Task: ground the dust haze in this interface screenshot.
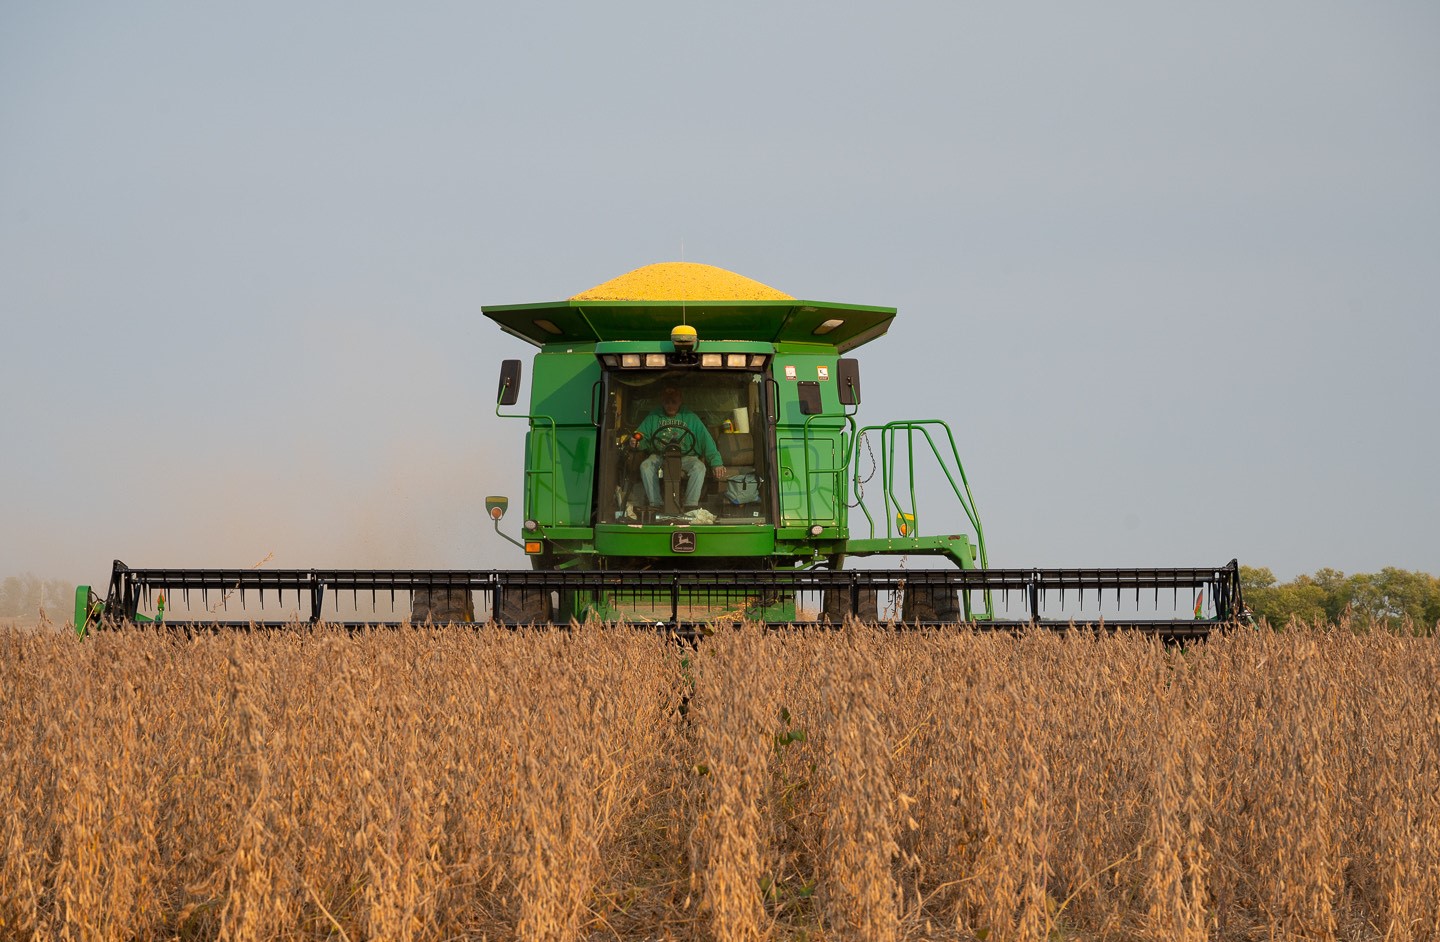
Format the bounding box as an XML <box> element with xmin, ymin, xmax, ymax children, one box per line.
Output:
<box><xmin>1</xmin><ymin>363</ymin><xmax>536</xmax><ymax>585</ymax></box>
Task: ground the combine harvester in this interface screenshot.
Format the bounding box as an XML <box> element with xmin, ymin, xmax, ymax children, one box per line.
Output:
<box><xmin>77</xmin><ymin>263</ymin><xmax>1243</xmax><ymax>639</ymax></box>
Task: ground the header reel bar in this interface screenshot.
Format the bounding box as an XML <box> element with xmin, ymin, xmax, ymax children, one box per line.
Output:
<box><xmin>99</xmin><ymin>561</ymin><xmax>481</xmax><ymax>627</ymax></box>
<box><xmin>87</xmin><ymin>560</ymin><xmax>1243</xmax><ymax>640</ymax></box>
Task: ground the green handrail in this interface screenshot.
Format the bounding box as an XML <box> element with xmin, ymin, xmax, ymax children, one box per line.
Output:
<box><xmin>800</xmin><ymin>412</ymin><xmax>857</xmax><ymax>526</ymax></box>
<box><xmin>496</xmin><ymin>400</ymin><xmax>560</xmax><ymax>527</ymax></box>
<box><xmin>850</xmin><ymin>420</ymin><xmax>988</xmax><ymax>568</ymax></box>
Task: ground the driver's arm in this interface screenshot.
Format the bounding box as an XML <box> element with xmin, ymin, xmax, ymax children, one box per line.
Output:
<box><xmin>633</xmin><ymin>412</ymin><xmax>660</xmax><ymax>450</ymax></box>
<box><xmin>689</xmin><ymin>413</ymin><xmax>725</xmax><ymax>471</ymax></box>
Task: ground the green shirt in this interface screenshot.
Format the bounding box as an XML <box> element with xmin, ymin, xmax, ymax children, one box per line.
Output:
<box><xmin>637</xmin><ymin>408</ymin><xmax>723</xmax><ymax>467</ymax></box>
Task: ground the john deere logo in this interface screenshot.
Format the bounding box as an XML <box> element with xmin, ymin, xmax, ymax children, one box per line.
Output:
<box><xmin>671</xmin><ymin>530</ymin><xmax>696</xmax><ymax>553</ymax></box>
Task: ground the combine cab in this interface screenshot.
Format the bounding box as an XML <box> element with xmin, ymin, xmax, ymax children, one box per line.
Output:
<box><xmin>77</xmin><ymin>263</ymin><xmax>1244</xmax><ymax>637</ymax></box>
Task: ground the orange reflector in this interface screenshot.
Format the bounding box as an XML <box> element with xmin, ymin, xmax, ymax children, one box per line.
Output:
<box><xmin>524</xmin><ymin>541</ymin><xmax>543</xmax><ymax>554</ymax></box>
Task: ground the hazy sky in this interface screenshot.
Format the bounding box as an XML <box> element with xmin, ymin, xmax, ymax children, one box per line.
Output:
<box><xmin>3</xmin><ymin>2</ymin><xmax>1437</xmax><ymax>585</ymax></box>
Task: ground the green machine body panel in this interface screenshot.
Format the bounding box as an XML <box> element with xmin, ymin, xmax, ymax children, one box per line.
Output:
<box><xmin>593</xmin><ymin>524</ymin><xmax>776</xmax><ymax>558</ymax></box>
<box><xmin>778</xmin><ymin>438</ymin><xmax>837</xmax><ymax>524</ymax></box>
<box><xmin>523</xmin><ymin>349</ymin><xmax>600</xmax><ymax>528</ymax></box>
<box><xmin>771</xmin><ymin>351</ymin><xmax>855</xmax><ymax>528</ymax></box>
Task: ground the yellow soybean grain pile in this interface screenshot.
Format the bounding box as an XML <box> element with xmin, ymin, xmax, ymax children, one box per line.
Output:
<box><xmin>570</xmin><ymin>261</ymin><xmax>794</xmax><ymax>302</ymax></box>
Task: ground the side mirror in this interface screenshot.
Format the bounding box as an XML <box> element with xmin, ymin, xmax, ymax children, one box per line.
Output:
<box><xmin>837</xmin><ymin>358</ymin><xmax>861</xmax><ymax>406</ymax></box>
<box><xmin>485</xmin><ymin>496</ymin><xmax>509</xmax><ymax>520</ymax></box>
<box><xmin>497</xmin><ymin>359</ymin><xmax>522</xmax><ymax>406</ymax></box>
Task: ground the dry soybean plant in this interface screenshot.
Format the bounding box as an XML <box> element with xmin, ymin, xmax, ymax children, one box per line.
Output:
<box><xmin>1</xmin><ymin>621</ymin><xmax>1438</xmax><ymax>941</ymax></box>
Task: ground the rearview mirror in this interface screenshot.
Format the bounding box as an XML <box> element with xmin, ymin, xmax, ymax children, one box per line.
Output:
<box><xmin>837</xmin><ymin>358</ymin><xmax>861</xmax><ymax>406</ymax></box>
<box><xmin>497</xmin><ymin>359</ymin><xmax>522</xmax><ymax>406</ymax></box>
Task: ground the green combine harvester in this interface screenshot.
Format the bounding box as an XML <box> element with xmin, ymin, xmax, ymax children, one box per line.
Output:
<box><xmin>77</xmin><ymin>263</ymin><xmax>1243</xmax><ymax>638</ymax></box>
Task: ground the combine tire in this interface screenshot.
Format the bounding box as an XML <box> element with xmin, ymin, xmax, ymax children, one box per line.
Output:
<box><xmin>411</xmin><ymin>588</ymin><xmax>474</xmax><ymax>624</ymax></box>
<box><xmin>490</xmin><ymin>554</ymin><xmax>560</xmax><ymax>626</ymax></box>
<box><xmin>820</xmin><ymin>556</ymin><xmax>880</xmax><ymax>624</ymax></box>
<box><xmin>496</xmin><ymin>587</ymin><xmax>553</xmax><ymax>626</ymax></box>
<box><xmin>902</xmin><ymin>584</ymin><xmax>963</xmax><ymax>624</ymax></box>
<box><xmin>821</xmin><ymin>588</ymin><xmax>880</xmax><ymax>624</ymax></box>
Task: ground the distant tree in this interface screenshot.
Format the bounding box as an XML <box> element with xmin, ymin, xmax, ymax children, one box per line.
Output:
<box><xmin>1240</xmin><ymin>565</ymin><xmax>1439</xmax><ymax>633</ymax></box>
<box><xmin>1238</xmin><ymin>566</ymin><xmax>1276</xmax><ymax>593</ymax></box>
<box><xmin>1344</xmin><ymin>568</ymin><xmax>1440</xmax><ymax>626</ymax></box>
<box><xmin>1241</xmin><ymin>566</ymin><xmax>1327</xmax><ymax>625</ymax></box>
<box><xmin>1306</xmin><ymin>568</ymin><xmax>1352</xmax><ymax>621</ymax></box>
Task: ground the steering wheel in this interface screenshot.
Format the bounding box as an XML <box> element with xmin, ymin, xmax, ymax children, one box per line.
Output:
<box><xmin>651</xmin><ymin>424</ymin><xmax>697</xmax><ymax>456</ymax></box>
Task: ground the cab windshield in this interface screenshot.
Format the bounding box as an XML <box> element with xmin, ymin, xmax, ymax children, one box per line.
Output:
<box><xmin>596</xmin><ymin>370</ymin><xmax>770</xmax><ymax>525</ymax></box>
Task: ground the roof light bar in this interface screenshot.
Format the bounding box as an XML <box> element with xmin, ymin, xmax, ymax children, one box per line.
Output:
<box><xmin>605</xmin><ymin>351</ymin><xmax>770</xmax><ymax>370</ymax></box>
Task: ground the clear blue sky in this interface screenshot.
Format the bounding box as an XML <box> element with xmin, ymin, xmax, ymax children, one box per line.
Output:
<box><xmin>3</xmin><ymin>1</ymin><xmax>1437</xmax><ymax>583</ymax></box>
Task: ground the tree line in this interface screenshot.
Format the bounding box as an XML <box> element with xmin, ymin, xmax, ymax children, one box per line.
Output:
<box><xmin>1240</xmin><ymin>566</ymin><xmax>1440</xmax><ymax>630</ymax></box>
<box><xmin>0</xmin><ymin>574</ymin><xmax>75</xmax><ymax>619</ymax></box>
